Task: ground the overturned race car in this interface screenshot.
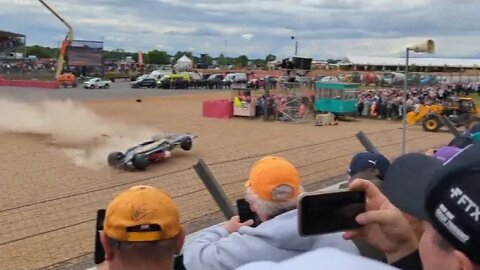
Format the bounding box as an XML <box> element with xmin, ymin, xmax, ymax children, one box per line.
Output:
<box><xmin>107</xmin><ymin>133</ymin><xmax>196</xmax><ymax>171</ymax></box>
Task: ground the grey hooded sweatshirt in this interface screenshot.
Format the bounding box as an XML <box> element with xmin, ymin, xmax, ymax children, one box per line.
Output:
<box><xmin>183</xmin><ymin>209</ymin><xmax>359</xmax><ymax>270</ymax></box>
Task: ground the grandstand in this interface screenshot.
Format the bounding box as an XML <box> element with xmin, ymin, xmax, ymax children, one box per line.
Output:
<box><xmin>0</xmin><ymin>30</ymin><xmax>26</xmax><ymax>58</ymax></box>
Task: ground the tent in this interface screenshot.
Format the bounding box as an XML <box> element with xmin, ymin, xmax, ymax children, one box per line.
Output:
<box><xmin>175</xmin><ymin>55</ymin><xmax>193</xmax><ymax>71</ymax></box>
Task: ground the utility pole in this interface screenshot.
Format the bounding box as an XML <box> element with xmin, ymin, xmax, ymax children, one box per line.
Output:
<box><xmin>402</xmin><ymin>48</ymin><xmax>410</xmax><ymax>155</ymax></box>
<box><xmin>291</xmin><ymin>35</ymin><xmax>298</xmax><ymax>56</ymax></box>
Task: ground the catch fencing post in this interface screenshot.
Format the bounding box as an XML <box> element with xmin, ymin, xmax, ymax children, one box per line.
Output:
<box><xmin>193</xmin><ymin>159</ymin><xmax>236</xmax><ymax>219</ymax></box>
<box><xmin>440</xmin><ymin>116</ymin><xmax>461</xmax><ymax>137</ymax></box>
<box><xmin>356</xmin><ymin>131</ymin><xmax>379</xmax><ymax>153</ymax></box>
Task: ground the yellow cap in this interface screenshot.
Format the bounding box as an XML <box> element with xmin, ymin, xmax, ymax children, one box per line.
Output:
<box><xmin>104</xmin><ymin>185</ymin><xmax>180</xmax><ymax>242</ymax></box>
<box><xmin>245</xmin><ymin>156</ymin><xmax>301</xmax><ymax>201</ymax></box>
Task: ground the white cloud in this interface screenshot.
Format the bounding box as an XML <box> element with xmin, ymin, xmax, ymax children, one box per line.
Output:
<box><xmin>0</xmin><ymin>0</ymin><xmax>478</xmax><ymax>59</ymax></box>
<box><xmin>241</xmin><ymin>33</ymin><xmax>254</xmax><ymax>41</ymax></box>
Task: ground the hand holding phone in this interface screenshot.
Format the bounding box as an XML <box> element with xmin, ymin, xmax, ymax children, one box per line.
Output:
<box><xmin>343</xmin><ymin>179</ymin><xmax>419</xmax><ymax>263</ymax></box>
<box><xmin>298</xmin><ymin>190</ymin><xmax>365</xmax><ymax>236</ymax></box>
<box><xmin>236</xmin><ymin>199</ymin><xmax>260</xmax><ymax>227</ymax></box>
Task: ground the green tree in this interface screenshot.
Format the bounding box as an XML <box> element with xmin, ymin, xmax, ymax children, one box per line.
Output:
<box><xmin>103</xmin><ymin>50</ymin><xmax>137</xmax><ymax>61</ymax></box>
<box><xmin>252</xmin><ymin>58</ymin><xmax>264</xmax><ymax>67</ymax></box>
<box><xmin>265</xmin><ymin>54</ymin><xmax>276</xmax><ymax>63</ymax></box>
<box><xmin>218</xmin><ymin>53</ymin><xmax>227</xmax><ymax>67</ymax></box>
<box><xmin>227</xmin><ymin>57</ymin><xmax>235</xmax><ymax>66</ymax></box>
<box><xmin>204</xmin><ymin>54</ymin><xmax>213</xmax><ymax>66</ymax></box>
<box><xmin>146</xmin><ymin>50</ymin><xmax>170</xmax><ymax>65</ymax></box>
<box><xmin>235</xmin><ymin>55</ymin><xmax>249</xmax><ymax>68</ymax></box>
<box><xmin>192</xmin><ymin>56</ymin><xmax>199</xmax><ymax>64</ymax></box>
<box><xmin>25</xmin><ymin>45</ymin><xmax>57</xmax><ymax>58</ymax></box>
<box><xmin>131</xmin><ymin>53</ymin><xmax>139</xmax><ymax>62</ymax></box>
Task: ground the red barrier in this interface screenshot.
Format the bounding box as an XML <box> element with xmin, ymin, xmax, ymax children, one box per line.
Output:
<box><xmin>202</xmin><ymin>99</ymin><xmax>233</xmax><ymax>119</ymax></box>
<box><xmin>0</xmin><ymin>78</ymin><xmax>60</xmax><ymax>89</ymax></box>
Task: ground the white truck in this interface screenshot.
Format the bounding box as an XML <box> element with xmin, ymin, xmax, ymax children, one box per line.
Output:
<box><xmin>223</xmin><ymin>73</ymin><xmax>248</xmax><ymax>83</ymax></box>
<box><xmin>83</xmin><ymin>78</ymin><xmax>112</xmax><ymax>89</ymax></box>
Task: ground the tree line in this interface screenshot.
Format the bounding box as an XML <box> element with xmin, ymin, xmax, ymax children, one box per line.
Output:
<box><xmin>18</xmin><ymin>45</ymin><xmax>277</xmax><ymax>68</ymax></box>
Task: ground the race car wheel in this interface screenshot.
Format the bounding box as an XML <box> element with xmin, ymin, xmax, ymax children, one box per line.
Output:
<box><xmin>90</xmin><ymin>85</ymin><xmax>95</xmax><ymax>89</ymax></box>
<box><xmin>132</xmin><ymin>154</ymin><xmax>150</xmax><ymax>170</ymax></box>
<box><xmin>104</xmin><ymin>84</ymin><xmax>110</xmax><ymax>89</ymax></box>
<box><xmin>180</xmin><ymin>137</ymin><xmax>193</xmax><ymax>151</ymax></box>
<box><xmin>108</xmin><ymin>151</ymin><xmax>125</xmax><ymax>168</ymax></box>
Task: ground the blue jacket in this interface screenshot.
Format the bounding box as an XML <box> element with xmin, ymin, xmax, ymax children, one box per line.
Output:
<box><xmin>236</xmin><ymin>248</ymin><xmax>398</xmax><ymax>270</ymax></box>
<box><xmin>183</xmin><ymin>210</ymin><xmax>359</xmax><ymax>270</ymax></box>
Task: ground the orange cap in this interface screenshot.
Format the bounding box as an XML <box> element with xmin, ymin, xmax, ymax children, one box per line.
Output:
<box><xmin>104</xmin><ymin>185</ymin><xmax>180</xmax><ymax>242</ymax></box>
<box><xmin>245</xmin><ymin>156</ymin><xmax>301</xmax><ymax>201</ymax></box>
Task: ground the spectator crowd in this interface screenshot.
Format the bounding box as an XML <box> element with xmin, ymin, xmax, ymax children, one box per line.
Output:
<box><xmin>93</xmin><ymin>121</ymin><xmax>480</xmax><ymax>270</ymax></box>
<box><xmin>0</xmin><ymin>59</ymin><xmax>56</xmax><ymax>74</ymax></box>
<box><xmin>0</xmin><ymin>58</ymin><xmax>142</xmax><ymax>76</ymax></box>
<box><xmin>357</xmin><ymin>83</ymin><xmax>480</xmax><ymax>119</ymax></box>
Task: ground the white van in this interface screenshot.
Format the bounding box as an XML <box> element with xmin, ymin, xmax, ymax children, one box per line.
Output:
<box><xmin>183</xmin><ymin>72</ymin><xmax>202</xmax><ymax>80</ymax></box>
<box><xmin>149</xmin><ymin>70</ymin><xmax>172</xmax><ymax>80</ymax></box>
<box><xmin>223</xmin><ymin>73</ymin><xmax>247</xmax><ymax>83</ymax></box>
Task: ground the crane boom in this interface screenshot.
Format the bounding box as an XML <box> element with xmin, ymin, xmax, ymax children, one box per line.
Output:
<box><xmin>38</xmin><ymin>0</ymin><xmax>74</xmax><ymax>79</ymax></box>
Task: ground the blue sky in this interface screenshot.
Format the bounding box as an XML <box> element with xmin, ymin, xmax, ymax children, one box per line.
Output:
<box><xmin>2</xmin><ymin>0</ymin><xmax>479</xmax><ymax>59</ymax></box>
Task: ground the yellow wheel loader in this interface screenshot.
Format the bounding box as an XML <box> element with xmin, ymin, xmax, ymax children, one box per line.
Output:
<box><xmin>406</xmin><ymin>97</ymin><xmax>479</xmax><ymax>132</ymax></box>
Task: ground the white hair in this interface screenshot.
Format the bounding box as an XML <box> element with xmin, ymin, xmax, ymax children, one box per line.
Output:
<box><xmin>246</xmin><ymin>185</ymin><xmax>304</xmax><ymax>221</ymax></box>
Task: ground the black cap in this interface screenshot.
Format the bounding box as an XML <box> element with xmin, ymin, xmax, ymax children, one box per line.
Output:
<box><xmin>348</xmin><ymin>152</ymin><xmax>391</xmax><ymax>180</ymax></box>
<box><xmin>383</xmin><ymin>144</ymin><xmax>480</xmax><ymax>263</ymax></box>
<box><xmin>383</xmin><ymin>154</ymin><xmax>442</xmax><ymax>219</ymax></box>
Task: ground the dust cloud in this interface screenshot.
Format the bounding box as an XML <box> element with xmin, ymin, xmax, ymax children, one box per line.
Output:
<box><xmin>0</xmin><ymin>98</ymin><xmax>161</xmax><ymax>170</ymax></box>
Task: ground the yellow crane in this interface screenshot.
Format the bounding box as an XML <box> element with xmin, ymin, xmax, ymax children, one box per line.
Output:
<box><xmin>38</xmin><ymin>0</ymin><xmax>76</xmax><ymax>87</ymax></box>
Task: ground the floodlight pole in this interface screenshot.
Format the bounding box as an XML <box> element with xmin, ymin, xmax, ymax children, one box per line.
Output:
<box><xmin>291</xmin><ymin>35</ymin><xmax>298</xmax><ymax>56</ymax></box>
<box><xmin>402</xmin><ymin>48</ymin><xmax>410</xmax><ymax>155</ymax></box>
<box><xmin>401</xmin><ymin>39</ymin><xmax>435</xmax><ymax>154</ymax></box>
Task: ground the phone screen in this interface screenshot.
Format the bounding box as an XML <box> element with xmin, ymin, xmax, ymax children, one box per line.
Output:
<box><xmin>298</xmin><ymin>190</ymin><xmax>365</xmax><ymax>236</ymax></box>
<box><xmin>94</xmin><ymin>209</ymin><xmax>106</xmax><ymax>264</ymax></box>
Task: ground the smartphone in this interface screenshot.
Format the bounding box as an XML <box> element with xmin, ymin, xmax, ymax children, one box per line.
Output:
<box><xmin>236</xmin><ymin>199</ymin><xmax>260</xmax><ymax>227</ymax></box>
<box><xmin>298</xmin><ymin>190</ymin><xmax>365</xmax><ymax>236</ymax></box>
<box><xmin>94</xmin><ymin>209</ymin><xmax>106</xmax><ymax>264</ymax></box>
<box><xmin>173</xmin><ymin>254</ymin><xmax>187</xmax><ymax>270</ymax></box>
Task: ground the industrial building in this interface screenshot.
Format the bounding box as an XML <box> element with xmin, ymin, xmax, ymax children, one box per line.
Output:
<box><xmin>339</xmin><ymin>56</ymin><xmax>480</xmax><ymax>72</ymax></box>
<box><xmin>0</xmin><ymin>30</ymin><xmax>25</xmax><ymax>58</ymax></box>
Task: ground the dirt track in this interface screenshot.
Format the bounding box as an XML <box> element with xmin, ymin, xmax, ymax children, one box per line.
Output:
<box><xmin>0</xmin><ymin>88</ymin><xmax>453</xmax><ymax>270</ymax></box>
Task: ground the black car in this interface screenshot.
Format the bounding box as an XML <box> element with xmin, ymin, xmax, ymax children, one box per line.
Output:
<box><xmin>130</xmin><ymin>78</ymin><xmax>157</xmax><ymax>88</ymax></box>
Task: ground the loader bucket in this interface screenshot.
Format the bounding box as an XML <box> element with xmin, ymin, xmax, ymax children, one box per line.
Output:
<box><xmin>406</xmin><ymin>105</ymin><xmax>431</xmax><ymax>125</ymax></box>
<box><xmin>406</xmin><ymin>112</ymin><xmax>419</xmax><ymax>125</ymax></box>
